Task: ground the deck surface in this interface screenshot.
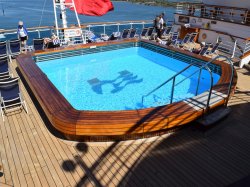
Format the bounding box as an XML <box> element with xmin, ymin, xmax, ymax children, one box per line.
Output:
<box><xmin>0</xmin><ymin>60</ymin><xmax>250</xmax><ymax>187</ymax></box>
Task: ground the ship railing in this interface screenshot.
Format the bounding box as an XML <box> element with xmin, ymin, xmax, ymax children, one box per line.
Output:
<box><xmin>53</xmin><ymin>20</ymin><xmax>154</xmax><ymax>45</ymax></box>
<box><xmin>141</xmin><ymin>61</ymin><xmax>214</xmax><ymax>111</ymax></box>
<box><xmin>176</xmin><ymin>3</ymin><xmax>249</xmax><ymax>25</ymax></box>
<box><xmin>0</xmin><ymin>20</ymin><xmax>155</xmax><ymax>47</ymax></box>
<box><xmin>217</xmin><ymin>40</ymin><xmax>242</xmax><ymax>59</ymax></box>
<box><xmin>243</xmin><ymin>40</ymin><xmax>250</xmax><ymax>55</ymax></box>
<box><xmin>0</xmin><ymin>26</ymin><xmax>53</xmax><ymax>46</ymax></box>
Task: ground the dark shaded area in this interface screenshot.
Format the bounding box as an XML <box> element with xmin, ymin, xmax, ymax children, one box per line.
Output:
<box><xmin>76</xmin><ymin>142</ymin><xmax>88</xmax><ymax>153</ymax></box>
<box><xmin>0</xmin><ymin>172</ymin><xmax>3</xmax><ymax>177</ymax></box>
<box><xmin>62</xmin><ymin>160</ymin><xmax>76</xmax><ymax>172</ymax></box>
<box><xmin>228</xmin><ymin>175</ymin><xmax>250</xmax><ymax>187</ymax></box>
<box><xmin>118</xmin><ymin>91</ymin><xmax>250</xmax><ymax>186</ymax></box>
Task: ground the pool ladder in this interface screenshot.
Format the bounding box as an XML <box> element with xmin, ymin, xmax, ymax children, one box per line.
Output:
<box><xmin>141</xmin><ymin>55</ymin><xmax>234</xmax><ymax>111</ymax></box>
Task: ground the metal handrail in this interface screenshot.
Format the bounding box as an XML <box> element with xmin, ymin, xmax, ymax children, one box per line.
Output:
<box><xmin>141</xmin><ymin>63</ymin><xmax>196</xmax><ymax>104</ymax></box>
<box><xmin>206</xmin><ymin>55</ymin><xmax>234</xmax><ymax>107</ymax></box>
<box><xmin>141</xmin><ymin>54</ymin><xmax>235</xmax><ymax>111</ymax></box>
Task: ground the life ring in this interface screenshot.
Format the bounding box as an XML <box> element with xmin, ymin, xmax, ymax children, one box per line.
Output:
<box><xmin>202</xmin><ymin>33</ymin><xmax>207</xmax><ymax>39</ymax></box>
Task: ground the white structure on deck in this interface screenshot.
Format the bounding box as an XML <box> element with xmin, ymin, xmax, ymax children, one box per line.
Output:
<box><xmin>174</xmin><ymin>0</ymin><xmax>250</xmax><ymax>68</ymax></box>
<box><xmin>53</xmin><ymin>0</ymin><xmax>85</xmax><ymax>44</ymax></box>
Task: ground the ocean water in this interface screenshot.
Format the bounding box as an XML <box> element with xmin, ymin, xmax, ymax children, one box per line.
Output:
<box><xmin>0</xmin><ymin>1</ymin><xmax>199</xmax><ymax>29</ymax></box>
<box><xmin>37</xmin><ymin>47</ymin><xmax>219</xmax><ymax>111</ymax></box>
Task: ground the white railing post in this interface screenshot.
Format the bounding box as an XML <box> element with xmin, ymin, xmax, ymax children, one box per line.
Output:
<box><xmin>231</xmin><ymin>40</ymin><xmax>237</xmax><ymax>58</ymax></box>
<box><xmin>37</xmin><ymin>29</ymin><xmax>41</xmax><ymax>38</ymax></box>
<box><xmin>103</xmin><ymin>24</ymin><xmax>106</xmax><ymax>35</ymax></box>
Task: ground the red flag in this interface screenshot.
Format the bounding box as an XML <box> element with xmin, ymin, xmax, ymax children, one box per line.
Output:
<box><xmin>65</xmin><ymin>0</ymin><xmax>114</xmax><ymax>16</ymax></box>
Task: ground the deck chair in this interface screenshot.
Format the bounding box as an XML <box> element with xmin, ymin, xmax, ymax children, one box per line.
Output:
<box><xmin>140</xmin><ymin>27</ymin><xmax>149</xmax><ymax>38</ymax></box>
<box><xmin>170</xmin><ymin>32</ymin><xmax>179</xmax><ymax>46</ymax></box>
<box><xmin>146</xmin><ymin>27</ymin><xmax>154</xmax><ymax>39</ymax></box>
<box><xmin>184</xmin><ymin>32</ymin><xmax>198</xmax><ymax>49</ymax></box>
<box><xmin>8</xmin><ymin>39</ymin><xmax>21</xmax><ymax>63</ymax></box>
<box><xmin>188</xmin><ymin>32</ymin><xmax>198</xmax><ymax>44</ymax></box>
<box><xmin>129</xmin><ymin>28</ymin><xmax>137</xmax><ymax>38</ymax></box>
<box><xmin>178</xmin><ymin>33</ymin><xmax>191</xmax><ymax>45</ymax></box>
<box><xmin>85</xmin><ymin>30</ymin><xmax>101</xmax><ymax>43</ymax></box>
<box><xmin>206</xmin><ymin>42</ymin><xmax>221</xmax><ymax>55</ymax></box>
<box><xmin>0</xmin><ymin>77</ymin><xmax>28</xmax><ymax>121</ymax></box>
<box><xmin>0</xmin><ymin>56</ymin><xmax>11</xmax><ymax>79</ymax></box>
<box><xmin>33</xmin><ymin>38</ymin><xmax>44</xmax><ymax>51</ymax></box>
<box><xmin>109</xmin><ymin>32</ymin><xmax>121</xmax><ymax>40</ymax></box>
<box><xmin>165</xmin><ymin>26</ymin><xmax>172</xmax><ymax>35</ymax></box>
<box><xmin>0</xmin><ymin>41</ymin><xmax>7</xmax><ymax>57</ymax></box>
<box><xmin>121</xmin><ymin>29</ymin><xmax>130</xmax><ymax>39</ymax></box>
<box><xmin>199</xmin><ymin>44</ymin><xmax>210</xmax><ymax>55</ymax></box>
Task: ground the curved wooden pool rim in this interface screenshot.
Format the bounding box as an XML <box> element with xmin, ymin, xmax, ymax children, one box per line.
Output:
<box><xmin>16</xmin><ymin>39</ymin><xmax>237</xmax><ymax>141</ymax></box>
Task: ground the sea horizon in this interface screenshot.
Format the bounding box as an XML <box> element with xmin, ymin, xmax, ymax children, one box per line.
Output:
<box><xmin>0</xmin><ymin>1</ymin><xmax>199</xmax><ymax>30</ymax></box>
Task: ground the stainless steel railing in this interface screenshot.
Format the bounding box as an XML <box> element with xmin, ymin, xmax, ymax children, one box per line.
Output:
<box><xmin>141</xmin><ymin>61</ymin><xmax>213</xmax><ymax>111</ymax></box>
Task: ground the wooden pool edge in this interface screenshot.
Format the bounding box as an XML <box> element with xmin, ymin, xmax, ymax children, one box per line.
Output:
<box><xmin>16</xmin><ymin>39</ymin><xmax>238</xmax><ymax>142</ymax></box>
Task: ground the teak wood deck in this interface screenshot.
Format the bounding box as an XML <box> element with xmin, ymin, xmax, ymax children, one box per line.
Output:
<box><xmin>16</xmin><ymin>39</ymin><xmax>237</xmax><ymax>141</ymax></box>
<box><xmin>0</xmin><ymin>57</ymin><xmax>250</xmax><ymax>186</ymax></box>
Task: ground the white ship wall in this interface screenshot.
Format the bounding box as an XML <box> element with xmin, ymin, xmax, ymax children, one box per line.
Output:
<box><xmin>174</xmin><ymin>15</ymin><xmax>250</xmax><ymax>42</ymax></box>
<box><xmin>202</xmin><ymin>0</ymin><xmax>250</xmax><ymax>9</ymax></box>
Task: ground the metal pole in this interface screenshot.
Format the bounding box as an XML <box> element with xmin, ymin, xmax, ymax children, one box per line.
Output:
<box><xmin>204</xmin><ymin>66</ymin><xmax>213</xmax><ymax>111</ymax></box>
<box><xmin>53</xmin><ymin>0</ymin><xmax>59</xmax><ymax>36</ymax></box>
<box><xmin>231</xmin><ymin>40</ymin><xmax>237</xmax><ymax>58</ymax></box>
<box><xmin>195</xmin><ymin>68</ymin><xmax>202</xmax><ymax>96</ymax></box>
<box><xmin>59</xmin><ymin>0</ymin><xmax>68</xmax><ymax>29</ymax></box>
<box><xmin>170</xmin><ymin>77</ymin><xmax>175</xmax><ymax>104</ymax></box>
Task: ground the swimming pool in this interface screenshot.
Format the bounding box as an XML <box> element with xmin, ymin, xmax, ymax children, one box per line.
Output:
<box><xmin>37</xmin><ymin>47</ymin><xmax>220</xmax><ymax>111</ymax></box>
<box><xmin>17</xmin><ymin>39</ymin><xmax>236</xmax><ymax>141</ymax></box>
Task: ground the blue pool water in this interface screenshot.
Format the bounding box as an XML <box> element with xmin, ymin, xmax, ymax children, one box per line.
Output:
<box><xmin>37</xmin><ymin>47</ymin><xmax>220</xmax><ymax>111</ymax></box>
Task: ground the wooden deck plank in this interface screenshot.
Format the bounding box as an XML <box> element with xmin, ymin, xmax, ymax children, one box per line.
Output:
<box><xmin>5</xmin><ymin>116</ymin><xmax>27</xmax><ymax>187</ymax></box>
<box><xmin>0</xmin><ymin>138</ymin><xmax>6</xmax><ymax>185</ymax></box>
<box><xmin>60</xmin><ymin>142</ymin><xmax>96</xmax><ymax>186</ymax></box>
<box><xmin>10</xmin><ymin>115</ymin><xmax>29</xmax><ymax>175</ymax></box>
<box><xmin>25</xmin><ymin>173</ymin><xmax>34</xmax><ymax>187</ymax></box>
<box><xmin>1</xmin><ymin>123</ymin><xmax>21</xmax><ymax>187</ymax></box>
<box><xmin>91</xmin><ymin>147</ymin><xmax>119</xmax><ymax>187</ymax></box>
<box><xmin>41</xmin><ymin>166</ymin><xmax>56</xmax><ymax>187</ymax></box>
<box><xmin>104</xmin><ymin>144</ymin><xmax>146</xmax><ymax>187</ymax></box>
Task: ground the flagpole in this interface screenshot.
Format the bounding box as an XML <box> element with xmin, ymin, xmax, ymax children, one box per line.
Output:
<box><xmin>53</xmin><ymin>0</ymin><xmax>59</xmax><ymax>36</ymax></box>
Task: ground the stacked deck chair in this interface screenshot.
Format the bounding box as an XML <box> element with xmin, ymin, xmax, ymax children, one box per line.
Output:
<box><xmin>206</xmin><ymin>42</ymin><xmax>221</xmax><ymax>56</ymax></box>
<box><xmin>187</xmin><ymin>32</ymin><xmax>198</xmax><ymax>48</ymax></box>
<box><xmin>146</xmin><ymin>27</ymin><xmax>154</xmax><ymax>39</ymax></box>
<box><xmin>199</xmin><ymin>43</ymin><xmax>210</xmax><ymax>55</ymax></box>
<box><xmin>0</xmin><ymin>41</ymin><xmax>7</xmax><ymax>57</ymax></box>
<box><xmin>85</xmin><ymin>30</ymin><xmax>102</xmax><ymax>43</ymax></box>
<box><xmin>140</xmin><ymin>27</ymin><xmax>149</xmax><ymax>39</ymax></box>
<box><xmin>33</xmin><ymin>38</ymin><xmax>44</xmax><ymax>51</ymax></box>
<box><xmin>161</xmin><ymin>26</ymin><xmax>172</xmax><ymax>40</ymax></box>
<box><xmin>121</xmin><ymin>29</ymin><xmax>130</xmax><ymax>39</ymax></box>
<box><xmin>129</xmin><ymin>28</ymin><xmax>137</xmax><ymax>38</ymax></box>
<box><xmin>0</xmin><ymin>56</ymin><xmax>12</xmax><ymax>81</ymax></box>
<box><xmin>8</xmin><ymin>39</ymin><xmax>21</xmax><ymax>63</ymax></box>
<box><xmin>170</xmin><ymin>32</ymin><xmax>179</xmax><ymax>46</ymax></box>
<box><xmin>177</xmin><ymin>33</ymin><xmax>191</xmax><ymax>46</ymax></box>
<box><xmin>109</xmin><ymin>32</ymin><xmax>121</xmax><ymax>40</ymax></box>
<box><xmin>0</xmin><ymin>77</ymin><xmax>28</xmax><ymax>121</ymax></box>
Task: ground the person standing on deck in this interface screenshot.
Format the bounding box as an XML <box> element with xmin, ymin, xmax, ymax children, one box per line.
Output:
<box><xmin>17</xmin><ymin>21</ymin><xmax>28</xmax><ymax>50</ymax></box>
<box><xmin>161</xmin><ymin>12</ymin><xmax>166</xmax><ymax>27</ymax></box>
<box><xmin>156</xmin><ymin>14</ymin><xmax>164</xmax><ymax>39</ymax></box>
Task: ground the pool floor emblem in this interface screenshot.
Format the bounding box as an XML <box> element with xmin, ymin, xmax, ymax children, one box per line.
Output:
<box><xmin>119</xmin><ymin>70</ymin><xmax>132</xmax><ymax>77</ymax></box>
<box><xmin>87</xmin><ymin>78</ymin><xmax>100</xmax><ymax>86</ymax></box>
